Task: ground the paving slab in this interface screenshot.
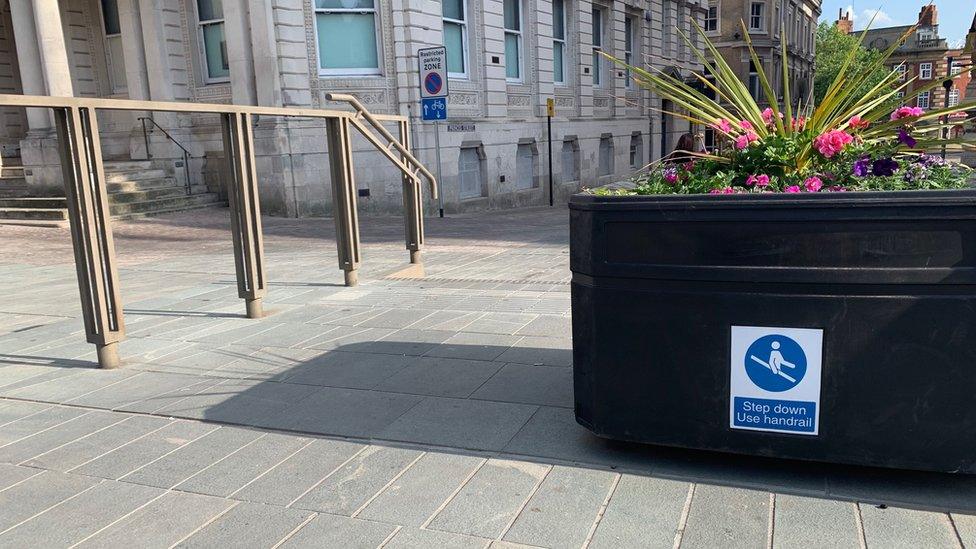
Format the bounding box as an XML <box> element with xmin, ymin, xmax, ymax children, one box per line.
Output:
<box><xmin>681</xmin><ymin>484</ymin><xmax>769</xmax><ymax>549</ymax></box>
<box><xmin>772</xmin><ymin>494</ymin><xmax>860</xmax><ymax>549</ymax></box>
<box><xmin>0</xmin><ymin>405</ymin><xmax>88</xmax><ymax>447</ymax></box>
<box><xmin>495</xmin><ymin>336</ymin><xmax>573</xmax><ymax>367</ymax></box>
<box><xmin>471</xmin><ymin>363</ymin><xmax>573</xmax><ymax>407</ymax></box>
<box><xmin>0</xmin><ymin>368</ymin><xmax>139</xmax><ymax>402</ymax></box>
<box><xmin>374</xmin><ymin>357</ymin><xmax>504</xmax><ymax>398</ymax></box>
<box><xmin>424</xmin><ymin>332</ymin><xmax>520</xmax><ymax>361</ymax></box>
<box><xmin>380</xmin><ymin>396</ymin><xmax>537</xmax><ymax>451</ymax></box>
<box><xmin>0</xmin><ymin>400</ymin><xmax>50</xmax><ymax>426</ymax></box>
<box><xmin>429</xmin><ymin>459</ymin><xmax>549</xmax><ymax>539</ymax></box>
<box><xmin>76</xmin><ymin>486</ymin><xmax>237</xmax><ymax>549</ymax></box>
<box><xmin>384</xmin><ymin>527</ymin><xmax>491</xmax><ymax>549</ymax></box>
<box><xmin>588</xmin><ymin>474</ymin><xmax>689</xmax><ymax>549</ymax></box>
<box><xmin>71</xmin><ymin>420</ymin><xmax>216</xmax><ymax>480</ymax></box>
<box><xmin>292</xmin><ymin>444</ymin><xmax>423</xmax><ymax>515</ymax></box>
<box><xmin>859</xmin><ymin>504</ymin><xmax>959</xmax><ymax>548</ymax></box>
<box><xmin>177</xmin><ymin>501</ymin><xmax>314</xmax><ymax>547</ymax></box>
<box><xmin>279</xmin><ymin>351</ymin><xmax>418</xmax><ymax>389</ymax></box>
<box><xmin>0</xmin><ymin>410</ymin><xmax>126</xmax><ymax>464</ymax></box>
<box><xmin>358</xmin><ymin>452</ymin><xmax>484</xmax><ymax>527</ymax></box>
<box><xmin>952</xmin><ymin>513</ymin><xmax>976</xmax><ymax>547</ymax></box>
<box><xmin>0</xmin><ymin>463</ymin><xmax>41</xmax><ymax>491</ymax></box>
<box><xmin>279</xmin><ymin>513</ymin><xmax>397</xmax><ymax>548</ymax></box>
<box><xmin>175</xmin><ymin>432</ymin><xmax>310</xmax><ymax>497</ymax></box>
<box><xmin>67</xmin><ymin>371</ymin><xmax>207</xmax><ymax>410</ymax></box>
<box><xmin>0</xmin><ymin>470</ymin><xmax>100</xmax><ymax>531</ymax></box>
<box><xmin>270</xmin><ymin>386</ymin><xmax>424</xmax><ymax>438</ymax></box>
<box><xmin>232</xmin><ymin>438</ymin><xmax>365</xmax><ymax>506</ymax></box>
<box><xmin>0</xmin><ymin>479</ymin><xmax>163</xmax><ymax>547</ymax></box>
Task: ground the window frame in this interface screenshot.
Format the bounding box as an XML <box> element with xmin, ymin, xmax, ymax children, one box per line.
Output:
<box><xmin>624</xmin><ymin>15</ymin><xmax>634</xmax><ymax>90</ymax></box>
<box><xmin>515</xmin><ymin>141</ymin><xmax>538</xmax><ymax>190</ymax></box>
<box><xmin>458</xmin><ymin>145</ymin><xmax>486</xmax><ymax>200</ymax></box>
<box><xmin>629</xmin><ymin>132</ymin><xmax>643</xmax><ymax>168</ymax></box>
<box><xmin>748</xmin><ymin>60</ymin><xmax>761</xmax><ymax>101</ymax></box>
<box><xmin>895</xmin><ymin>63</ymin><xmax>907</xmax><ymax>81</ymax></box>
<box><xmin>917</xmin><ymin>90</ymin><xmax>931</xmax><ymax>109</ymax></box>
<box><xmin>948</xmin><ymin>88</ymin><xmax>960</xmax><ymax>107</ymax></box>
<box><xmin>552</xmin><ymin>0</ymin><xmax>566</xmax><ymax>85</ymax></box>
<box><xmin>591</xmin><ymin>6</ymin><xmax>604</xmax><ymax>88</ymax></box>
<box><xmin>442</xmin><ymin>0</ymin><xmax>469</xmax><ymax>79</ymax></box>
<box><xmin>313</xmin><ymin>0</ymin><xmax>383</xmax><ymax>77</ymax></box>
<box><xmin>919</xmin><ymin>62</ymin><xmax>933</xmax><ymax>80</ymax></box>
<box><xmin>503</xmin><ymin>0</ymin><xmax>524</xmax><ymax>83</ymax></box>
<box><xmin>748</xmin><ymin>2</ymin><xmax>765</xmax><ymax>33</ymax></box>
<box><xmin>950</xmin><ymin>60</ymin><xmax>962</xmax><ymax>76</ymax></box>
<box><xmin>98</xmin><ymin>0</ymin><xmax>127</xmax><ymax>94</ymax></box>
<box><xmin>195</xmin><ymin>0</ymin><xmax>230</xmax><ymax>84</ymax></box>
<box><xmin>704</xmin><ymin>4</ymin><xmax>719</xmax><ymax>33</ymax></box>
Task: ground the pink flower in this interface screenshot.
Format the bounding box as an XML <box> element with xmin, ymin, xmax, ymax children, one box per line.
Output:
<box><xmin>713</xmin><ymin>119</ymin><xmax>733</xmax><ymax>133</ymax></box>
<box><xmin>784</xmin><ymin>185</ymin><xmax>801</xmax><ymax>193</ymax></box>
<box><xmin>735</xmin><ymin>131</ymin><xmax>760</xmax><ymax>150</ymax></box>
<box><xmin>756</xmin><ymin>174</ymin><xmax>770</xmax><ymax>187</ymax></box>
<box><xmin>791</xmin><ymin>117</ymin><xmax>806</xmax><ymax>131</ymax></box>
<box><xmin>761</xmin><ymin>108</ymin><xmax>783</xmax><ymax>126</ymax></box>
<box><xmin>709</xmin><ymin>187</ymin><xmax>736</xmax><ymax>195</ymax></box>
<box><xmin>739</xmin><ymin>120</ymin><xmax>754</xmax><ymax>131</ymax></box>
<box><xmin>813</xmin><ymin>129</ymin><xmax>854</xmax><ymax>158</ymax></box>
<box><xmin>848</xmin><ymin>115</ymin><xmax>870</xmax><ymax>130</ymax></box>
<box><xmin>663</xmin><ymin>167</ymin><xmax>679</xmax><ymax>184</ymax></box>
<box><xmin>890</xmin><ymin>106</ymin><xmax>925</xmax><ymax>121</ymax></box>
<box><xmin>804</xmin><ymin>176</ymin><xmax>823</xmax><ymax>192</ymax></box>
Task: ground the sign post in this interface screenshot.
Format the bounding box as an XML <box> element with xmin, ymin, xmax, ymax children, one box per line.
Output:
<box><xmin>418</xmin><ymin>46</ymin><xmax>448</xmax><ymax>217</ymax></box>
<box><xmin>546</xmin><ymin>98</ymin><xmax>555</xmax><ymax>207</ymax></box>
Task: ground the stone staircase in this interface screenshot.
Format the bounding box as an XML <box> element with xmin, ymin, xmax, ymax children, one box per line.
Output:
<box><xmin>0</xmin><ymin>160</ymin><xmax>225</xmax><ymax>227</ymax></box>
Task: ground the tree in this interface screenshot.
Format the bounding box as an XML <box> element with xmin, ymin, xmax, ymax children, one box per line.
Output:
<box><xmin>814</xmin><ymin>22</ymin><xmax>891</xmax><ymax>106</ymax></box>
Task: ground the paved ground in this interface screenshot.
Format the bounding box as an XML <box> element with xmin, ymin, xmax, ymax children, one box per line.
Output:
<box><xmin>2</xmin><ymin>206</ymin><xmax>976</xmax><ymax>548</ymax></box>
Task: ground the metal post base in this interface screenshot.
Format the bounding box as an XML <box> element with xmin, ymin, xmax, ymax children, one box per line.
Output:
<box><xmin>344</xmin><ymin>270</ymin><xmax>359</xmax><ymax>287</ymax></box>
<box><xmin>246</xmin><ymin>298</ymin><xmax>264</xmax><ymax>319</ymax></box>
<box><xmin>410</xmin><ymin>250</ymin><xmax>422</xmax><ymax>265</ymax></box>
<box><xmin>96</xmin><ymin>342</ymin><xmax>121</xmax><ymax>369</ymax></box>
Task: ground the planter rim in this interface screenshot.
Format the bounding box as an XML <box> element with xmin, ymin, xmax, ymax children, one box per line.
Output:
<box><xmin>570</xmin><ymin>188</ymin><xmax>976</xmax><ymax>210</ymax></box>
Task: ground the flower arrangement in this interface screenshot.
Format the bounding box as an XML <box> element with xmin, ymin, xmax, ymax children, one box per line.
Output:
<box><xmin>597</xmin><ymin>19</ymin><xmax>975</xmax><ymax>196</ymax></box>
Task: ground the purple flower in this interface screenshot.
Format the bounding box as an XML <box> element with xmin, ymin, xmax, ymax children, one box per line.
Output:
<box><xmin>663</xmin><ymin>167</ymin><xmax>679</xmax><ymax>184</ymax></box>
<box><xmin>897</xmin><ymin>128</ymin><xmax>917</xmax><ymax>148</ymax></box>
<box><xmin>853</xmin><ymin>156</ymin><xmax>871</xmax><ymax>177</ymax></box>
<box><xmin>872</xmin><ymin>158</ymin><xmax>899</xmax><ymax>177</ymax></box>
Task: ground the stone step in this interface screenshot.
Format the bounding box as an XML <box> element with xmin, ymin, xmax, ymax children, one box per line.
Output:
<box><xmin>104</xmin><ymin>169</ymin><xmax>170</xmax><ymax>184</ymax></box>
<box><xmin>0</xmin><ymin>207</ymin><xmax>69</xmax><ymax>221</ymax></box>
<box><xmin>109</xmin><ymin>192</ymin><xmax>224</xmax><ymax>218</ymax></box>
<box><xmin>0</xmin><ymin>197</ymin><xmax>67</xmax><ymax>209</ymax></box>
<box><xmin>103</xmin><ymin>160</ymin><xmax>153</xmax><ymax>172</ymax></box>
<box><xmin>108</xmin><ymin>186</ymin><xmax>208</xmax><ymax>204</ymax></box>
<box><xmin>107</xmin><ymin>176</ymin><xmax>181</xmax><ymax>194</ymax></box>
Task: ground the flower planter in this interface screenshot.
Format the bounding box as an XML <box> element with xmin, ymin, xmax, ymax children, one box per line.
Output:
<box><xmin>570</xmin><ymin>190</ymin><xmax>976</xmax><ymax>473</ymax></box>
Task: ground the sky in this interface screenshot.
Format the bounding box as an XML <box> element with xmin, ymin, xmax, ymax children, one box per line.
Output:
<box><xmin>818</xmin><ymin>1</ymin><xmax>974</xmax><ymax>49</ymax></box>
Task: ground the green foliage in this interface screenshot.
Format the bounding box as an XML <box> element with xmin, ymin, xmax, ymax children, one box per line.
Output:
<box><xmin>814</xmin><ymin>22</ymin><xmax>890</xmax><ymax>107</ymax></box>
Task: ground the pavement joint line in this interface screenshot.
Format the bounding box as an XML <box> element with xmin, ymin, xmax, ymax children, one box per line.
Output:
<box><xmin>0</xmin><ymin>409</ymin><xmax>94</xmax><ymax>450</ymax></box>
<box><xmin>109</xmin><ymin>375</ymin><xmax>224</xmax><ymax>412</ymax></box>
<box><xmin>0</xmin><ymin>465</ymin><xmax>45</xmax><ymax>495</ymax></box>
<box><xmin>270</xmin><ymin>510</ymin><xmax>319</xmax><ymax>549</ymax></box>
<box><xmin>419</xmin><ymin>457</ymin><xmax>489</xmax><ymax>530</ymax></box>
<box><xmin>854</xmin><ymin>502</ymin><xmax>868</xmax><ymax>549</ymax></box>
<box><xmin>497</xmin><ymin>463</ymin><xmax>554</xmax><ymax>542</ymax></box>
<box><xmin>350</xmin><ymin>451</ymin><xmax>428</xmax><ymax>519</ymax></box>
<box><xmin>581</xmin><ymin>472</ymin><xmax>622</xmax><ymax>549</ymax></box>
<box><xmin>285</xmin><ymin>444</ymin><xmax>371</xmax><ymax>509</ymax></box>
<box><xmin>0</xmin><ymin>402</ymin><xmax>53</xmax><ymax>429</ymax></box>
<box><xmin>672</xmin><ymin>482</ymin><xmax>697</xmax><ymax>549</ymax></box>
<box><xmin>116</xmin><ymin>424</ymin><xmax>223</xmax><ymax>483</ymax></box>
<box><xmin>767</xmin><ymin>492</ymin><xmax>776</xmax><ymax>549</ymax></box>
<box><xmin>61</xmin><ymin>371</ymin><xmax>151</xmax><ymax>405</ymax></box>
<box><xmin>376</xmin><ymin>524</ymin><xmax>403</xmax><ymax>548</ymax></box>
<box><xmin>16</xmin><ymin>414</ymin><xmax>134</xmax><ymax>467</ymax></box>
<box><xmin>67</xmin><ymin>487</ymin><xmax>171</xmax><ymax>548</ymax></box>
<box><xmin>0</xmin><ymin>476</ymin><xmax>105</xmax><ymax>537</ymax></box>
<box><xmin>167</xmin><ymin>498</ymin><xmax>242</xmax><ymax>548</ymax></box>
<box><xmin>948</xmin><ymin>513</ymin><xmax>967</xmax><ymax>549</ymax></box>
<box><xmin>64</xmin><ymin>418</ymin><xmax>177</xmax><ymax>474</ymax></box>
<box><xmin>171</xmin><ymin>432</ymin><xmax>271</xmax><ymax>490</ymax></box>
<box><xmin>227</xmin><ymin>438</ymin><xmax>316</xmax><ymax>500</ymax></box>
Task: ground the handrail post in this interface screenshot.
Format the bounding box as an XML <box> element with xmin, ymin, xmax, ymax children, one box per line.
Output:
<box><xmin>140</xmin><ymin>117</ymin><xmax>151</xmax><ymax>159</ymax></box>
<box><xmin>220</xmin><ymin>112</ymin><xmax>267</xmax><ymax>317</ymax></box>
<box><xmin>54</xmin><ymin>106</ymin><xmax>125</xmax><ymax>369</ymax></box>
<box><xmin>326</xmin><ymin>116</ymin><xmax>362</xmax><ymax>286</ymax></box>
<box><xmin>398</xmin><ymin>119</ymin><xmax>423</xmax><ymax>265</ymax></box>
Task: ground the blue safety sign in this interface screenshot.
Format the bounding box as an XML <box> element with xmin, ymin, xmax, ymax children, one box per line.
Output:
<box><xmin>422</xmin><ymin>97</ymin><xmax>447</xmax><ymax>121</ymax></box>
<box><xmin>730</xmin><ymin>326</ymin><xmax>823</xmax><ymax>435</ymax></box>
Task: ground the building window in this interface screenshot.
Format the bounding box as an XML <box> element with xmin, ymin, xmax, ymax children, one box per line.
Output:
<box><xmin>704</xmin><ymin>5</ymin><xmax>718</xmax><ymax>32</ymax></box>
<box><xmin>951</xmin><ymin>60</ymin><xmax>962</xmax><ymax>76</ymax></box>
<box><xmin>895</xmin><ymin>90</ymin><xmax>905</xmax><ymax>100</ymax></box>
<box><xmin>552</xmin><ymin>0</ymin><xmax>566</xmax><ymax>84</ymax></box>
<box><xmin>629</xmin><ymin>132</ymin><xmax>643</xmax><ymax>168</ymax></box>
<box><xmin>503</xmin><ymin>0</ymin><xmax>522</xmax><ymax>81</ymax></box>
<box><xmin>749</xmin><ymin>2</ymin><xmax>765</xmax><ymax>32</ymax></box>
<box><xmin>661</xmin><ymin>2</ymin><xmax>671</xmax><ymax>56</ymax></box>
<box><xmin>704</xmin><ymin>127</ymin><xmax>716</xmax><ymax>152</ymax></box>
<box><xmin>443</xmin><ymin>0</ymin><xmax>468</xmax><ymax>78</ymax></box>
<box><xmin>561</xmin><ymin>138</ymin><xmax>580</xmax><ymax>184</ymax></box>
<box><xmin>917</xmin><ymin>90</ymin><xmax>930</xmax><ymax>109</ymax></box>
<box><xmin>598</xmin><ymin>134</ymin><xmax>613</xmax><ymax>176</ymax></box>
<box><xmin>917</xmin><ymin>28</ymin><xmax>934</xmax><ymax>42</ymax></box>
<box><xmin>315</xmin><ymin>0</ymin><xmax>380</xmax><ymax>75</ymax></box>
<box><xmin>196</xmin><ymin>0</ymin><xmax>229</xmax><ymax>81</ymax></box>
<box><xmin>919</xmin><ymin>62</ymin><xmax>933</xmax><ymax>80</ymax></box>
<box><xmin>624</xmin><ymin>16</ymin><xmax>634</xmax><ymax>89</ymax></box>
<box><xmin>515</xmin><ymin>142</ymin><xmax>537</xmax><ymax>190</ymax></box>
<box><xmin>459</xmin><ymin>146</ymin><xmax>484</xmax><ymax>199</ymax></box>
<box><xmin>948</xmin><ymin>88</ymin><xmax>960</xmax><ymax>107</ymax></box>
<box><xmin>100</xmin><ymin>0</ymin><xmax>126</xmax><ymax>93</ymax></box>
<box><xmin>748</xmin><ymin>60</ymin><xmax>761</xmax><ymax>101</ymax></box>
<box><xmin>895</xmin><ymin>63</ymin><xmax>907</xmax><ymax>81</ymax></box>
<box><xmin>592</xmin><ymin>7</ymin><xmax>603</xmax><ymax>87</ymax></box>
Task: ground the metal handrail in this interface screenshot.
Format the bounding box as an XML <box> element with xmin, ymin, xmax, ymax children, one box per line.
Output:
<box><xmin>138</xmin><ymin>116</ymin><xmax>193</xmax><ymax>195</ymax></box>
<box><xmin>326</xmin><ymin>93</ymin><xmax>438</xmax><ymax>199</ymax></box>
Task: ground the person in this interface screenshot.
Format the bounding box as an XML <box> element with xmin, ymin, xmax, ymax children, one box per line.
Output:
<box><xmin>667</xmin><ymin>133</ymin><xmax>698</xmax><ymax>164</ymax></box>
<box><xmin>767</xmin><ymin>341</ymin><xmax>795</xmax><ymax>376</ymax></box>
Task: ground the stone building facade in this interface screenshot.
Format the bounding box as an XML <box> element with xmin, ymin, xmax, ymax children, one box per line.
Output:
<box><xmin>703</xmin><ymin>0</ymin><xmax>821</xmax><ymax>109</ymax></box>
<box><xmin>0</xmin><ymin>0</ymin><xmax>706</xmax><ymax>216</ymax></box>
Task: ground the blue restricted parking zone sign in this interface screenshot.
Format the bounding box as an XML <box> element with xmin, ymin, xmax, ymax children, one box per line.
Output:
<box><xmin>730</xmin><ymin>326</ymin><xmax>823</xmax><ymax>435</ymax></box>
<box><xmin>422</xmin><ymin>97</ymin><xmax>447</xmax><ymax>121</ymax></box>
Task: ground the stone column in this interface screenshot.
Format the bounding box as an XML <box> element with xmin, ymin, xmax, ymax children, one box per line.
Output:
<box><xmin>223</xmin><ymin>0</ymin><xmax>257</xmax><ymax>105</ymax></box>
<box><xmin>117</xmin><ymin>0</ymin><xmax>150</xmax><ymax>101</ymax></box>
<box><xmin>7</xmin><ymin>0</ymin><xmax>49</xmax><ymax>129</ymax></box>
<box><xmin>248</xmin><ymin>0</ymin><xmax>282</xmax><ymax>107</ymax></box>
<box><xmin>32</xmin><ymin>0</ymin><xmax>73</xmax><ymax>97</ymax></box>
<box><xmin>137</xmin><ymin>0</ymin><xmax>174</xmax><ymax>102</ymax></box>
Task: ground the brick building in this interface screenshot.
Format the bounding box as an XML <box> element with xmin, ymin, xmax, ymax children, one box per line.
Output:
<box><xmin>0</xmin><ymin>0</ymin><xmax>706</xmax><ymax>219</ymax></box>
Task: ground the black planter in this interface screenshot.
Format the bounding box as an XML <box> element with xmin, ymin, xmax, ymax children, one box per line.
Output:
<box><xmin>570</xmin><ymin>190</ymin><xmax>976</xmax><ymax>473</ymax></box>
